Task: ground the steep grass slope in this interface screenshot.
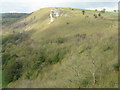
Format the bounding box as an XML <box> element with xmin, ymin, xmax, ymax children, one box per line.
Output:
<box><xmin>2</xmin><ymin>7</ymin><xmax>118</xmax><ymax>88</ymax></box>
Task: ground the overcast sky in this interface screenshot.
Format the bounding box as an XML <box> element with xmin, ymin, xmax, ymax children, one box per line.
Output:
<box><xmin>0</xmin><ymin>0</ymin><xmax>119</xmax><ymax>13</ymax></box>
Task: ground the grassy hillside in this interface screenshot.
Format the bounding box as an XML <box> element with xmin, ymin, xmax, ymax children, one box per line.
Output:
<box><xmin>2</xmin><ymin>7</ymin><xmax>119</xmax><ymax>88</ymax></box>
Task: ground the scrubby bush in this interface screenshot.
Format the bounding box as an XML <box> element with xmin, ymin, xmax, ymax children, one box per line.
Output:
<box><xmin>46</xmin><ymin>47</ymin><xmax>67</xmax><ymax>64</ymax></box>
<box><xmin>48</xmin><ymin>52</ymin><xmax>60</xmax><ymax>64</ymax></box>
<box><xmin>98</xmin><ymin>13</ymin><xmax>101</xmax><ymax>17</ymax></box>
<box><xmin>66</xmin><ymin>22</ymin><xmax>70</xmax><ymax>24</ymax></box>
<box><xmin>32</xmin><ymin>55</ymin><xmax>46</xmax><ymax>69</ymax></box>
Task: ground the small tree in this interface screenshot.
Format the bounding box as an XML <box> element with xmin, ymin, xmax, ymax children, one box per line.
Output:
<box><xmin>82</xmin><ymin>10</ymin><xmax>85</xmax><ymax>15</ymax></box>
<box><xmin>95</xmin><ymin>9</ymin><xmax>97</xmax><ymax>11</ymax></box>
<box><xmin>114</xmin><ymin>10</ymin><xmax>117</xmax><ymax>12</ymax></box>
<box><xmin>101</xmin><ymin>8</ymin><xmax>106</xmax><ymax>13</ymax></box>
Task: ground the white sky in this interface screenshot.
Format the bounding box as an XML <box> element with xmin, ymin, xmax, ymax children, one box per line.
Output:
<box><xmin>1</xmin><ymin>0</ymin><xmax>119</xmax><ymax>3</ymax></box>
<box><xmin>0</xmin><ymin>0</ymin><xmax>119</xmax><ymax>13</ymax></box>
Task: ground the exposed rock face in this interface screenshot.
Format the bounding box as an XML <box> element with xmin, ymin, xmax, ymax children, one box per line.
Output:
<box><xmin>49</xmin><ymin>8</ymin><xmax>67</xmax><ymax>24</ymax></box>
<box><xmin>49</xmin><ymin>8</ymin><xmax>71</xmax><ymax>24</ymax></box>
<box><xmin>49</xmin><ymin>9</ymin><xmax>61</xmax><ymax>24</ymax></box>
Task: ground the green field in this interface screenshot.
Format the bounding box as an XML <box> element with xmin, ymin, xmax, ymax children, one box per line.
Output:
<box><xmin>2</xmin><ymin>7</ymin><xmax>119</xmax><ymax>88</ymax></box>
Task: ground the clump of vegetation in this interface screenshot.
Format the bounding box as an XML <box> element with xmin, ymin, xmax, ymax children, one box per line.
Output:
<box><xmin>101</xmin><ymin>45</ymin><xmax>112</xmax><ymax>52</ymax></box>
<box><xmin>81</xmin><ymin>78</ymin><xmax>90</xmax><ymax>87</ymax></box>
<box><xmin>56</xmin><ymin>37</ymin><xmax>65</xmax><ymax>44</ymax></box>
<box><xmin>4</xmin><ymin>60</ymin><xmax>23</xmax><ymax>83</ymax></box>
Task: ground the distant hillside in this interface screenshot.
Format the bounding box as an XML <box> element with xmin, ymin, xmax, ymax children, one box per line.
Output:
<box><xmin>2</xmin><ymin>13</ymin><xmax>29</xmax><ymax>25</ymax></box>
<box><xmin>2</xmin><ymin>7</ymin><xmax>119</xmax><ymax>88</ymax></box>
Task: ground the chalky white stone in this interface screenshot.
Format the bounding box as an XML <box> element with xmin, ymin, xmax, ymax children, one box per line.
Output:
<box><xmin>49</xmin><ymin>13</ymin><xmax>54</xmax><ymax>24</ymax></box>
<box><xmin>49</xmin><ymin>8</ymin><xmax>70</xmax><ymax>24</ymax></box>
<box><xmin>49</xmin><ymin>8</ymin><xmax>61</xmax><ymax>24</ymax></box>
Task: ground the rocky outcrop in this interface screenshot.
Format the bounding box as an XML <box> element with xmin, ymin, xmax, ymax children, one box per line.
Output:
<box><xmin>49</xmin><ymin>9</ymin><xmax>62</xmax><ymax>24</ymax></box>
<box><xmin>49</xmin><ymin>8</ymin><xmax>71</xmax><ymax>24</ymax></box>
